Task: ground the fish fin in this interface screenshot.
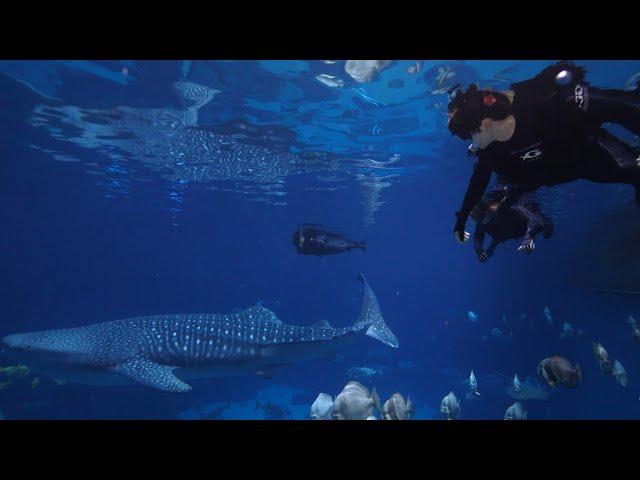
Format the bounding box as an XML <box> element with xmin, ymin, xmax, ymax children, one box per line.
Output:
<box><xmin>241</xmin><ymin>305</ymin><xmax>282</xmax><ymax>325</ymax></box>
<box><xmin>523</xmin><ymin>411</ymin><xmax>528</xmax><ymax>420</ymax></box>
<box><xmin>356</xmin><ymin>241</ymin><xmax>366</xmax><ymax>251</ymax></box>
<box><xmin>576</xmin><ymin>364</ymin><xmax>583</xmax><ymax>383</ymax></box>
<box><xmin>353</xmin><ymin>274</ymin><xmax>399</xmax><ymax>348</ymax></box>
<box><xmin>371</xmin><ymin>387</ymin><xmax>381</xmax><ymax>411</ymax></box>
<box><xmin>311</xmin><ymin>320</ymin><xmax>333</xmax><ymax>329</ymax></box>
<box><xmin>172</xmin><ymin>81</ymin><xmax>220</xmax><ymax>110</ymax></box>
<box><xmin>110</xmin><ymin>358</ymin><xmax>192</xmax><ymax>393</ymax></box>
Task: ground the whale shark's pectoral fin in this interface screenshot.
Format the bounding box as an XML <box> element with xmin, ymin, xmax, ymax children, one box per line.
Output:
<box><xmin>110</xmin><ymin>358</ymin><xmax>192</xmax><ymax>393</ymax></box>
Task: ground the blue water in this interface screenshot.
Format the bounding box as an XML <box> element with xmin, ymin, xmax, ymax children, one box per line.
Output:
<box><xmin>1</xmin><ymin>60</ymin><xmax>639</xmax><ymax>420</ymax></box>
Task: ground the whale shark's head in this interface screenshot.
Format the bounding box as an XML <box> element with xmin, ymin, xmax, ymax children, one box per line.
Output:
<box><xmin>2</xmin><ymin>333</ymin><xmax>32</xmax><ymax>350</ymax></box>
<box><xmin>2</xmin><ymin>333</ymin><xmax>61</xmax><ymax>361</ymax></box>
<box><xmin>2</xmin><ymin>329</ymin><xmax>94</xmax><ymax>363</ymax></box>
<box><xmin>1</xmin><ymin>333</ymin><xmax>50</xmax><ymax>365</ymax></box>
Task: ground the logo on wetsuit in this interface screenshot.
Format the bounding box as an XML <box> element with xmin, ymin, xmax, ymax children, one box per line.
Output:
<box><xmin>574</xmin><ymin>84</ymin><xmax>589</xmax><ymax>111</ymax></box>
<box><xmin>519</xmin><ymin>148</ymin><xmax>543</xmax><ymax>162</ymax></box>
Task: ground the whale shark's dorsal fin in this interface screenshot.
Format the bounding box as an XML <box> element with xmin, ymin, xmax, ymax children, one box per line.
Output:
<box><xmin>241</xmin><ymin>305</ymin><xmax>283</xmax><ymax>325</ymax></box>
<box><xmin>172</xmin><ymin>81</ymin><xmax>220</xmax><ymax>111</ymax></box>
<box><xmin>110</xmin><ymin>358</ymin><xmax>192</xmax><ymax>393</ymax></box>
<box><xmin>354</xmin><ymin>274</ymin><xmax>399</xmax><ymax>348</ymax></box>
<box><xmin>311</xmin><ymin>320</ymin><xmax>333</xmax><ymax>329</ymax></box>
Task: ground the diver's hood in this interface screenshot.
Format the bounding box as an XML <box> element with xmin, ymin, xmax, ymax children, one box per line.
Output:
<box><xmin>447</xmin><ymin>84</ymin><xmax>513</xmax><ymax>140</ymax></box>
<box><xmin>471</xmin><ymin>187</ymin><xmax>510</xmax><ymax>222</ymax></box>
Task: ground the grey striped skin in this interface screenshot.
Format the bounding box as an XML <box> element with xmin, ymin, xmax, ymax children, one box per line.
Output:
<box><xmin>173</xmin><ymin>81</ymin><xmax>220</xmax><ymax>110</ymax></box>
<box><xmin>2</xmin><ymin>275</ymin><xmax>397</xmax><ymax>393</ymax></box>
<box><xmin>117</xmin><ymin>306</ymin><xmax>355</xmax><ymax>367</ymax></box>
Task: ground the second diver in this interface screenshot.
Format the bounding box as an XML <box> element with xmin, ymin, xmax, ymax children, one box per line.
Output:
<box><xmin>470</xmin><ymin>186</ymin><xmax>554</xmax><ymax>262</ymax></box>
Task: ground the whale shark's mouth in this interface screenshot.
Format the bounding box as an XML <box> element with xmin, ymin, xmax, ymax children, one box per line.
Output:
<box><xmin>1</xmin><ymin>334</ymin><xmax>41</xmax><ymax>352</ymax></box>
<box><xmin>2</xmin><ymin>334</ymin><xmax>23</xmax><ymax>349</ymax></box>
<box><xmin>1</xmin><ymin>334</ymin><xmax>74</xmax><ymax>363</ymax></box>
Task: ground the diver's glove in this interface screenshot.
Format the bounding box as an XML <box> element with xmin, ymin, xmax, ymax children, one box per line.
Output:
<box><xmin>518</xmin><ymin>238</ymin><xmax>535</xmax><ymax>254</ymax></box>
<box><xmin>454</xmin><ymin>212</ymin><xmax>470</xmax><ymax>244</ymax></box>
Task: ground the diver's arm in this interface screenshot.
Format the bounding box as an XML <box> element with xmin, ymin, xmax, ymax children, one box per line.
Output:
<box><xmin>519</xmin><ymin>225</ymin><xmax>541</xmax><ymax>254</ymax></box>
<box><xmin>473</xmin><ymin>226</ymin><xmax>488</xmax><ymax>262</ymax></box>
<box><xmin>516</xmin><ymin>208</ymin><xmax>544</xmax><ymax>254</ymax></box>
<box><xmin>496</xmin><ymin>185</ymin><xmax>523</xmax><ymax>214</ymax></box>
<box><xmin>516</xmin><ymin>207</ymin><xmax>545</xmax><ymax>240</ymax></box>
<box><xmin>485</xmin><ymin>239</ymin><xmax>499</xmax><ymax>258</ymax></box>
<box><xmin>525</xmin><ymin>221</ymin><xmax>544</xmax><ymax>240</ymax></box>
<box><xmin>454</xmin><ymin>156</ymin><xmax>493</xmax><ymax>243</ymax></box>
<box><xmin>541</xmin><ymin>214</ymin><xmax>554</xmax><ymax>239</ymax></box>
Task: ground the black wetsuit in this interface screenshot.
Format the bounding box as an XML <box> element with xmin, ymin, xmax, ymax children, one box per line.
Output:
<box><xmin>473</xmin><ymin>202</ymin><xmax>553</xmax><ymax>261</ymax></box>
<box><xmin>455</xmin><ymin>62</ymin><xmax>640</xmax><ymax>235</ymax></box>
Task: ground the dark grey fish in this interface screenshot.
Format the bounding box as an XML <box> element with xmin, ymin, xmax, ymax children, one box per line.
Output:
<box><xmin>292</xmin><ymin>225</ymin><xmax>365</xmax><ymax>256</ymax></box>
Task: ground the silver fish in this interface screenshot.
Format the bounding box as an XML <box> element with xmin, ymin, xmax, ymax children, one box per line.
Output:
<box><xmin>440</xmin><ymin>391</ymin><xmax>461</xmax><ymax>420</ymax></box>
<box><xmin>504</xmin><ymin>401</ymin><xmax>527</xmax><ymax>420</ymax></box>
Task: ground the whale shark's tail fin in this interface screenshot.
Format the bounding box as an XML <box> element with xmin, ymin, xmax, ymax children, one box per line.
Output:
<box><xmin>353</xmin><ymin>274</ymin><xmax>399</xmax><ymax>348</ymax></box>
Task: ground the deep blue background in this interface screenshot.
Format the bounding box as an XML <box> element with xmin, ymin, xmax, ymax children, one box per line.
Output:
<box><xmin>1</xmin><ymin>60</ymin><xmax>640</xmax><ymax>419</ymax></box>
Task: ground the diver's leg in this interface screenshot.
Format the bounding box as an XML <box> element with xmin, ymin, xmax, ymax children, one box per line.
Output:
<box><xmin>541</xmin><ymin>214</ymin><xmax>554</xmax><ymax>238</ymax></box>
<box><xmin>485</xmin><ymin>239</ymin><xmax>499</xmax><ymax>259</ymax></box>
<box><xmin>580</xmin><ymin>131</ymin><xmax>640</xmax><ymax>202</ymax></box>
<box><xmin>585</xmin><ymin>86</ymin><xmax>640</xmax><ymax>136</ymax></box>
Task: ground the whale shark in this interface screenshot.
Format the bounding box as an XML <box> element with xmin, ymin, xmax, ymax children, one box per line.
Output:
<box><xmin>24</xmin><ymin>77</ymin><xmax>404</xmax><ymax>223</ymax></box>
<box><xmin>1</xmin><ymin>275</ymin><xmax>398</xmax><ymax>392</ymax></box>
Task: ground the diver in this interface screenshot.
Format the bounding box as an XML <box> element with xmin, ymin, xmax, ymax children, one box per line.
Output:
<box><xmin>448</xmin><ymin>60</ymin><xmax>640</xmax><ymax>244</ymax></box>
<box><xmin>471</xmin><ymin>186</ymin><xmax>553</xmax><ymax>262</ymax></box>
<box><xmin>292</xmin><ymin>225</ymin><xmax>366</xmax><ymax>256</ymax></box>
